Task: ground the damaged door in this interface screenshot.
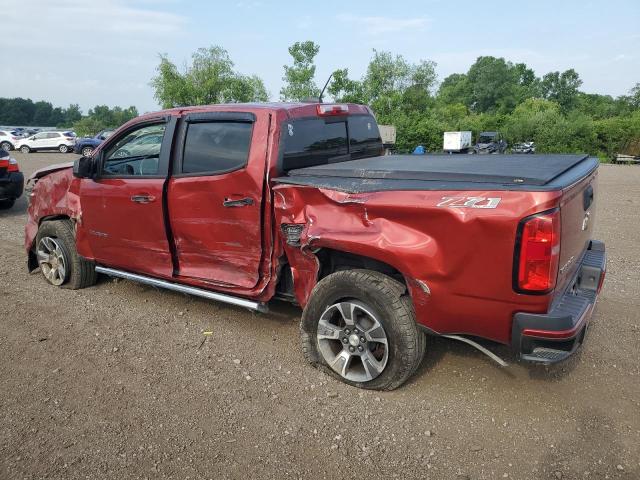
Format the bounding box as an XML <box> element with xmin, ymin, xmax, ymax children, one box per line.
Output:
<box><xmin>167</xmin><ymin>112</ymin><xmax>264</xmax><ymax>288</ymax></box>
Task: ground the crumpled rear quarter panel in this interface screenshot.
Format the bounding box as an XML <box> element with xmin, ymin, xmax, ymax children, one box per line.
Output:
<box><xmin>273</xmin><ymin>184</ymin><xmax>562</xmax><ymax>344</ymax></box>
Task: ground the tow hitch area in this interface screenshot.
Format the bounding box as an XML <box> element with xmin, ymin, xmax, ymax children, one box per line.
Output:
<box><xmin>512</xmin><ymin>240</ymin><xmax>606</xmax><ymax>364</ymax></box>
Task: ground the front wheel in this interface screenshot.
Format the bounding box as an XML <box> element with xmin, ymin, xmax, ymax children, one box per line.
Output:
<box><xmin>35</xmin><ymin>220</ymin><xmax>97</xmax><ymax>289</ymax></box>
<box><xmin>20</xmin><ymin>145</ymin><xmax>31</xmax><ymax>154</ymax></box>
<box><xmin>301</xmin><ymin>269</ymin><xmax>426</xmax><ymax>390</ymax></box>
<box><xmin>58</xmin><ymin>144</ymin><xmax>69</xmax><ymax>153</ymax></box>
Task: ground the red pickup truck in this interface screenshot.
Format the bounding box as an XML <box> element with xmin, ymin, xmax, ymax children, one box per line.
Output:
<box><xmin>25</xmin><ymin>102</ymin><xmax>606</xmax><ymax>390</ymax></box>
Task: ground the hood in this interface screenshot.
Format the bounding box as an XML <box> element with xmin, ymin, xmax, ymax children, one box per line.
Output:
<box><xmin>29</xmin><ymin>161</ymin><xmax>74</xmax><ymax>181</ymax></box>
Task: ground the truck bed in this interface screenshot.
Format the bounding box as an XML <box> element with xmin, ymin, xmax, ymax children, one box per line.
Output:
<box><xmin>274</xmin><ymin>154</ymin><xmax>598</xmax><ymax>193</ymax></box>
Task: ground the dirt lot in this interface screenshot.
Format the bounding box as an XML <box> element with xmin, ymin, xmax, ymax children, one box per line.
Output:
<box><xmin>1</xmin><ymin>152</ymin><xmax>639</xmax><ymax>480</ymax></box>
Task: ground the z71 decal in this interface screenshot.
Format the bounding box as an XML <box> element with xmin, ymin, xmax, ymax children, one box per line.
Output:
<box><xmin>436</xmin><ymin>196</ymin><xmax>501</xmax><ymax>209</ymax></box>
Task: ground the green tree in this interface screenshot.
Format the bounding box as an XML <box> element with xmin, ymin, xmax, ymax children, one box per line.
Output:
<box><xmin>280</xmin><ymin>41</ymin><xmax>321</xmax><ymax>101</ymax></box>
<box><xmin>32</xmin><ymin>101</ymin><xmax>54</xmax><ymax>125</ymax></box>
<box><xmin>63</xmin><ymin>104</ymin><xmax>83</xmax><ymax>125</ymax></box>
<box><xmin>540</xmin><ymin>69</ymin><xmax>583</xmax><ymax>111</ymax></box>
<box><xmin>466</xmin><ymin>56</ymin><xmax>519</xmax><ymax>113</ymax></box>
<box><xmin>151</xmin><ymin>46</ymin><xmax>268</xmax><ymax>108</ymax></box>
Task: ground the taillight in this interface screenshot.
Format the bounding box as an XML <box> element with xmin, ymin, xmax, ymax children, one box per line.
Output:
<box><xmin>317</xmin><ymin>104</ymin><xmax>348</xmax><ymax>116</ymax></box>
<box><xmin>7</xmin><ymin>157</ymin><xmax>20</xmax><ymax>172</ymax></box>
<box><xmin>514</xmin><ymin>209</ymin><xmax>560</xmax><ymax>293</ymax></box>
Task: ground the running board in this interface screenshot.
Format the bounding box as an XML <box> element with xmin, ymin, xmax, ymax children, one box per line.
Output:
<box><xmin>95</xmin><ymin>266</ymin><xmax>268</xmax><ymax>313</ymax></box>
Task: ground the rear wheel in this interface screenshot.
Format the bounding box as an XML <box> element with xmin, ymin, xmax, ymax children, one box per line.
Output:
<box><xmin>0</xmin><ymin>141</ymin><xmax>11</xmax><ymax>151</ymax></box>
<box><xmin>20</xmin><ymin>145</ymin><xmax>31</xmax><ymax>154</ymax></box>
<box><xmin>35</xmin><ymin>220</ymin><xmax>97</xmax><ymax>289</ymax></box>
<box><xmin>81</xmin><ymin>146</ymin><xmax>94</xmax><ymax>157</ymax></box>
<box><xmin>301</xmin><ymin>269</ymin><xmax>426</xmax><ymax>390</ymax></box>
<box><xmin>58</xmin><ymin>144</ymin><xmax>69</xmax><ymax>153</ymax></box>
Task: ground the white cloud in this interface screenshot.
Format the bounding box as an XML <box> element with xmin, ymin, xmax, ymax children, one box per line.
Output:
<box><xmin>337</xmin><ymin>13</ymin><xmax>428</xmax><ymax>35</ymax></box>
<box><xmin>0</xmin><ymin>0</ymin><xmax>188</xmax><ymax>113</ymax></box>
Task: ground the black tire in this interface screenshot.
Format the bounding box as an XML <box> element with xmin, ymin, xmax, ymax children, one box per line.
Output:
<box><xmin>0</xmin><ymin>141</ymin><xmax>12</xmax><ymax>151</ymax></box>
<box><xmin>58</xmin><ymin>144</ymin><xmax>69</xmax><ymax>153</ymax></box>
<box><xmin>301</xmin><ymin>269</ymin><xmax>426</xmax><ymax>390</ymax></box>
<box><xmin>35</xmin><ymin>219</ymin><xmax>97</xmax><ymax>289</ymax></box>
<box><xmin>0</xmin><ymin>198</ymin><xmax>15</xmax><ymax>209</ymax></box>
<box><xmin>20</xmin><ymin>145</ymin><xmax>31</xmax><ymax>154</ymax></box>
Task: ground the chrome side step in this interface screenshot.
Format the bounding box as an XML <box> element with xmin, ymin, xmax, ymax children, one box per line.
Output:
<box><xmin>95</xmin><ymin>266</ymin><xmax>268</xmax><ymax>313</ymax></box>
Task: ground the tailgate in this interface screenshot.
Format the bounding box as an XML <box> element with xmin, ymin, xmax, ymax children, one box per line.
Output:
<box><xmin>556</xmin><ymin>169</ymin><xmax>598</xmax><ymax>294</ymax></box>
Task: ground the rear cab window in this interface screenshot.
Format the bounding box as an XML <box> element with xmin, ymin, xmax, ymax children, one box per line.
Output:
<box><xmin>281</xmin><ymin>114</ymin><xmax>381</xmax><ymax>172</ymax></box>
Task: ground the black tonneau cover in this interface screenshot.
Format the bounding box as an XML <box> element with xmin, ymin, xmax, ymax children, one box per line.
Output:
<box><xmin>274</xmin><ymin>154</ymin><xmax>598</xmax><ymax>193</ymax></box>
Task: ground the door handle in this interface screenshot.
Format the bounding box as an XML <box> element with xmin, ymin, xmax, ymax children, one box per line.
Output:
<box><xmin>131</xmin><ymin>194</ymin><xmax>156</xmax><ymax>204</ymax></box>
<box><xmin>223</xmin><ymin>197</ymin><xmax>254</xmax><ymax>207</ymax></box>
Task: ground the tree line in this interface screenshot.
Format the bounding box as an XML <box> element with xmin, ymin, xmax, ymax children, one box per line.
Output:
<box><xmin>151</xmin><ymin>42</ymin><xmax>640</xmax><ymax>159</ymax></box>
<box><xmin>0</xmin><ymin>98</ymin><xmax>139</xmax><ymax>137</ymax></box>
<box><xmin>3</xmin><ymin>42</ymin><xmax>638</xmax><ymax>157</ymax></box>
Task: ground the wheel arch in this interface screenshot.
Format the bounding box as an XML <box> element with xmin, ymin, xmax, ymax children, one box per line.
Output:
<box><xmin>279</xmin><ymin>244</ymin><xmax>411</xmax><ymax>308</ymax></box>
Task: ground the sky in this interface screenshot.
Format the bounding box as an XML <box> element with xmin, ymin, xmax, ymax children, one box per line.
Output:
<box><xmin>2</xmin><ymin>0</ymin><xmax>639</xmax><ymax>114</ymax></box>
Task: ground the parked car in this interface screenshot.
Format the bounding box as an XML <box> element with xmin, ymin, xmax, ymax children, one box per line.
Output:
<box><xmin>512</xmin><ymin>141</ymin><xmax>536</xmax><ymax>154</ymax></box>
<box><xmin>0</xmin><ymin>148</ymin><xmax>24</xmax><ymax>209</ymax></box>
<box><xmin>0</xmin><ymin>130</ymin><xmax>24</xmax><ymax>151</ymax></box>
<box><xmin>15</xmin><ymin>131</ymin><xmax>76</xmax><ymax>153</ymax></box>
<box><xmin>25</xmin><ymin>102</ymin><xmax>606</xmax><ymax>390</ymax></box>
<box><xmin>473</xmin><ymin>131</ymin><xmax>508</xmax><ymax>154</ymax></box>
<box><xmin>74</xmin><ymin>129</ymin><xmax>114</xmax><ymax>157</ymax></box>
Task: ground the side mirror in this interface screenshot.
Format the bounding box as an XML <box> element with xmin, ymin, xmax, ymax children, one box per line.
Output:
<box><xmin>73</xmin><ymin>155</ymin><xmax>96</xmax><ymax>179</ymax></box>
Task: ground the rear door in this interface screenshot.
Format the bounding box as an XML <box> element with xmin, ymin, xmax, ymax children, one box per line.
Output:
<box><xmin>44</xmin><ymin>133</ymin><xmax>60</xmax><ymax>149</ymax></box>
<box><xmin>167</xmin><ymin>112</ymin><xmax>264</xmax><ymax>288</ymax></box>
<box><xmin>79</xmin><ymin>118</ymin><xmax>176</xmax><ymax>278</ymax></box>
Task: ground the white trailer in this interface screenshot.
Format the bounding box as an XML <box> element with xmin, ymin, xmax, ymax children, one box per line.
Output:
<box><xmin>378</xmin><ymin>125</ymin><xmax>397</xmax><ymax>155</ymax></box>
<box><xmin>443</xmin><ymin>131</ymin><xmax>472</xmax><ymax>153</ymax></box>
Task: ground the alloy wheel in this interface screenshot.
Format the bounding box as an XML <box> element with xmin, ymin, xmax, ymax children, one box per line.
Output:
<box><xmin>36</xmin><ymin>236</ymin><xmax>68</xmax><ymax>286</ymax></box>
<box><xmin>316</xmin><ymin>301</ymin><xmax>389</xmax><ymax>382</ymax></box>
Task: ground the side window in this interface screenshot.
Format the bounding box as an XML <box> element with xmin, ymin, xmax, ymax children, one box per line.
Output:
<box><xmin>182</xmin><ymin>122</ymin><xmax>252</xmax><ymax>175</ymax></box>
<box><xmin>34</xmin><ymin>133</ymin><xmax>47</xmax><ymax>140</ymax></box>
<box><xmin>103</xmin><ymin>124</ymin><xmax>166</xmax><ymax>176</ymax></box>
<box><xmin>47</xmin><ymin>133</ymin><xmax>60</xmax><ymax>139</ymax></box>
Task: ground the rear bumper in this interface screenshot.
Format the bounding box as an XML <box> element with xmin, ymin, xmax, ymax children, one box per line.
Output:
<box><xmin>0</xmin><ymin>172</ymin><xmax>24</xmax><ymax>200</ymax></box>
<box><xmin>512</xmin><ymin>240</ymin><xmax>606</xmax><ymax>364</ymax></box>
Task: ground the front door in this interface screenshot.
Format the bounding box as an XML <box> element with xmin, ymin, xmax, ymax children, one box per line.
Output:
<box><xmin>79</xmin><ymin>118</ymin><xmax>176</xmax><ymax>278</ymax></box>
<box><xmin>31</xmin><ymin>132</ymin><xmax>49</xmax><ymax>150</ymax></box>
<box><xmin>167</xmin><ymin>112</ymin><xmax>265</xmax><ymax>289</ymax></box>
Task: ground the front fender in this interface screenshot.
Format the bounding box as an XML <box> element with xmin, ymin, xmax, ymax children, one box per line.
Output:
<box><xmin>24</xmin><ymin>167</ymin><xmax>82</xmax><ymax>258</ymax></box>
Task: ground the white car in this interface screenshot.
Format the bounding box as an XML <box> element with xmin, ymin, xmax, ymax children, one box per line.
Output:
<box><xmin>0</xmin><ymin>130</ymin><xmax>24</xmax><ymax>151</ymax></box>
<box><xmin>15</xmin><ymin>131</ymin><xmax>76</xmax><ymax>154</ymax></box>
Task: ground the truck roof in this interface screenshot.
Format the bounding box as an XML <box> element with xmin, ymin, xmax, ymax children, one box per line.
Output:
<box><xmin>135</xmin><ymin>102</ymin><xmax>373</xmax><ymax>122</ymax></box>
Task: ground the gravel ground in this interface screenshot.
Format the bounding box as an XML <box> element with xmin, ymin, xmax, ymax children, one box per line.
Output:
<box><xmin>1</xmin><ymin>152</ymin><xmax>639</xmax><ymax>480</ymax></box>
